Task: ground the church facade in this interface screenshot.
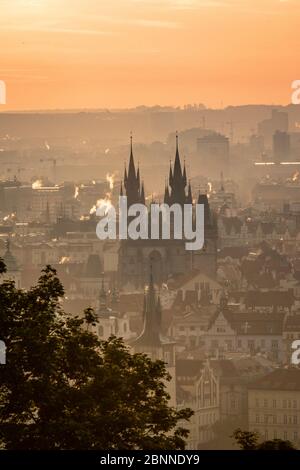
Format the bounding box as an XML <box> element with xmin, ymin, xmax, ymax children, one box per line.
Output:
<box><xmin>118</xmin><ymin>135</ymin><xmax>218</xmax><ymax>289</ymax></box>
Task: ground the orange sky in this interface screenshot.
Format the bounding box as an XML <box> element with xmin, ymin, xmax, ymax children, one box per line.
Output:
<box><xmin>0</xmin><ymin>0</ymin><xmax>299</xmax><ymax>110</ymax></box>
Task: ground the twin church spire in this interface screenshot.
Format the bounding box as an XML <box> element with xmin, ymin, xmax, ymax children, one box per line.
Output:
<box><xmin>121</xmin><ymin>131</ymin><xmax>193</xmax><ymax>207</ymax></box>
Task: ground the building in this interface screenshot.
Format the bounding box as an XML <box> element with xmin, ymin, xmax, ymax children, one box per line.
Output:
<box><xmin>204</xmin><ymin>302</ymin><xmax>284</xmax><ymax>362</ymax></box>
<box><xmin>176</xmin><ymin>359</ymin><xmax>220</xmax><ymax>449</ymax></box>
<box><xmin>283</xmin><ymin>314</ymin><xmax>300</xmax><ymax>364</ymax></box>
<box><xmin>273</xmin><ymin>130</ymin><xmax>290</xmax><ymax>162</ymax></box>
<box><xmin>197</xmin><ymin>133</ymin><xmax>229</xmax><ymax>177</ymax></box>
<box><xmin>118</xmin><ymin>135</ymin><xmax>218</xmax><ymax>289</ymax></box>
<box><xmin>248</xmin><ymin>368</ymin><xmax>300</xmax><ymax>446</ymax></box>
<box><xmin>258</xmin><ymin>109</ymin><xmax>289</xmax><ymax>149</ymax></box>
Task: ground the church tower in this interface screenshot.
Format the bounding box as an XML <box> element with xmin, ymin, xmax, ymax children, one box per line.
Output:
<box><xmin>165</xmin><ymin>132</ymin><xmax>192</xmax><ymax>206</ymax></box>
<box><xmin>122</xmin><ymin>134</ymin><xmax>145</xmax><ymax>206</ymax></box>
<box><xmin>118</xmin><ymin>132</ymin><xmax>218</xmax><ymax>289</ymax></box>
<box><xmin>130</xmin><ymin>269</ymin><xmax>176</xmax><ymax>405</ymax></box>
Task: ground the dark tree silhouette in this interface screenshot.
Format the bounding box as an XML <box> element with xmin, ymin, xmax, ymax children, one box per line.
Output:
<box><xmin>0</xmin><ymin>264</ymin><xmax>192</xmax><ymax>450</ymax></box>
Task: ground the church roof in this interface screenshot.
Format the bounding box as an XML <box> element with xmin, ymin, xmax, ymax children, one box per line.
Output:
<box><xmin>208</xmin><ymin>309</ymin><xmax>284</xmax><ymax>336</ymax></box>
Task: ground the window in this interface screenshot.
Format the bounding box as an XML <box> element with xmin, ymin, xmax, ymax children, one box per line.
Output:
<box><xmin>274</xmin><ymin>430</ymin><xmax>277</xmax><ymax>439</ymax></box>
<box><xmin>231</xmin><ymin>400</ymin><xmax>236</xmax><ymax>410</ymax></box>
<box><xmin>294</xmin><ymin>432</ymin><xmax>298</xmax><ymax>441</ymax></box>
<box><xmin>256</xmin><ymin>414</ymin><xmax>259</xmax><ymax>423</ymax></box>
<box><xmin>273</xmin><ymin>399</ymin><xmax>277</xmax><ymax>408</ymax></box>
<box><xmin>264</xmin><ymin>399</ymin><xmax>268</xmax><ymax>408</ymax></box>
<box><xmin>273</xmin><ymin>415</ymin><xmax>277</xmax><ymax>424</ymax></box>
<box><xmin>284</xmin><ymin>431</ymin><xmax>288</xmax><ymax>440</ymax></box>
<box><xmin>255</xmin><ymin>398</ymin><xmax>259</xmax><ymax>408</ymax></box>
<box><xmin>293</xmin><ymin>400</ymin><xmax>297</xmax><ymax>409</ymax></box>
<box><xmin>271</xmin><ymin>340</ymin><xmax>278</xmax><ymax>349</ymax></box>
<box><xmin>284</xmin><ymin>415</ymin><xmax>287</xmax><ymax>424</ymax></box>
<box><xmin>293</xmin><ymin>416</ymin><xmax>298</xmax><ymax>424</ymax></box>
<box><xmin>283</xmin><ymin>400</ymin><xmax>287</xmax><ymax>408</ymax></box>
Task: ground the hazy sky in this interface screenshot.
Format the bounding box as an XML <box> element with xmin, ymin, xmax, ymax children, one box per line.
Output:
<box><xmin>0</xmin><ymin>0</ymin><xmax>300</xmax><ymax>110</ymax></box>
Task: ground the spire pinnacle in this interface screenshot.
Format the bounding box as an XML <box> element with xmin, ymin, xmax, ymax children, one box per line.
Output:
<box><xmin>175</xmin><ymin>130</ymin><xmax>179</xmax><ymax>157</ymax></box>
<box><xmin>140</xmin><ymin>181</ymin><xmax>145</xmax><ymax>204</ymax></box>
<box><xmin>130</xmin><ymin>131</ymin><xmax>133</xmax><ymax>159</ymax></box>
<box><xmin>183</xmin><ymin>159</ymin><xmax>187</xmax><ymax>187</ymax></box>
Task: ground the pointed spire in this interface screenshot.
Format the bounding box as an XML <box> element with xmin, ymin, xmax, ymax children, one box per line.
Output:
<box><xmin>130</xmin><ymin>131</ymin><xmax>133</xmax><ymax>159</ymax></box>
<box><xmin>175</xmin><ymin>130</ymin><xmax>179</xmax><ymax>159</ymax></box>
<box><xmin>120</xmin><ymin>181</ymin><xmax>123</xmax><ymax>196</ymax></box>
<box><xmin>99</xmin><ymin>278</ymin><xmax>107</xmax><ymax>311</ymax></box>
<box><xmin>137</xmin><ymin>165</ymin><xmax>140</xmax><ymax>190</ymax></box>
<box><xmin>168</xmin><ymin>132</ymin><xmax>187</xmax><ymax>205</ymax></box>
<box><xmin>128</xmin><ymin>132</ymin><xmax>136</xmax><ymax>180</ymax></box>
<box><xmin>164</xmin><ymin>182</ymin><xmax>170</xmax><ymax>204</ymax></box>
<box><xmin>132</xmin><ymin>265</ymin><xmax>162</xmax><ymax>346</ymax></box>
<box><xmin>183</xmin><ymin>160</ymin><xmax>187</xmax><ymax>187</ymax></box>
<box><xmin>187</xmin><ymin>181</ymin><xmax>192</xmax><ymax>204</ymax></box>
<box><xmin>140</xmin><ymin>181</ymin><xmax>145</xmax><ymax>204</ymax></box>
<box><xmin>173</xmin><ymin>131</ymin><xmax>182</xmax><ymax>179</ymax></box>
<box><xmin>169</xmin><ymin>160</ymin><xmax>173</xmax><ymax>187</ymax></box>
<box><xmin>123</xmin><ymin>163</ymin><xmax>128</xmax><ymax>188</ymax></box>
